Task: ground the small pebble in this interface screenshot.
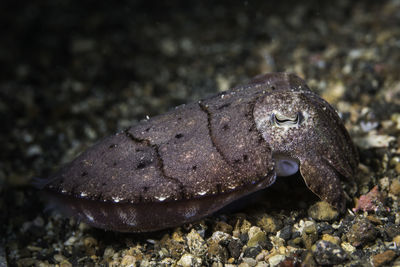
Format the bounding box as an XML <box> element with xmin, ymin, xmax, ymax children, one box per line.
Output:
<box><xmin>268</xmin><ymin>254</ymin><xmax>285</xmax><ymax>267</ymax></box>
<box><xmin>60</xmin><ymin>261</ymin><xmax>73</xmax><ymax>267</ymax></box>
<box><xmin>346</xmin><ymin>217</ymin><xmax>378</xmax><ymax>247</ymax></box>
<box><xmin>313</xmin><ymin>240</ymin><xmax>347</xmax><ymax>265</ymax></box>
<box><xmin>308</xmin><ymin>201</ymin><xmax>339</xmax><ymax>221</ymax></box>
<box><xmin>382</xmin><ymin>223</ymin><xmax>400</xmax><ymax>240</ymax></box>
<box><xmin>160</xmin><ymin>257</ymin><xmax>175</xmax><ymax>265</ymax></box>
<box><xmin>287</xmin><ymin>236</ymin><xmax>302</xmax><ymax>247</ymax></box>
<box><xmin>372</xmin><ymin>250</ymin><xmax>396</xmax><ymax>267</ymax></box>
<box><xmin>186</xmin><ymin>229</ymin><xmax>207</xmax><ymax>257</ymax></box>
<box><xmin>207</xmin><ymin>241</ymin><xmax>228</xmax><ymax>262</ymax></box>
<box><xmin>177</xmin><ymin>253</ymin><xmax>201</xmax><ymax>267</ymax></box>
<box><xmin>353</xmin><ymin>186</ymin><xmax>386</xmax><ymax>212</ymax></box>
<box><xmin>256</xmin><ymin>215</ymin><xmax>282</xmax><ymax>234</ymax></box>
<box><xmin>121</xmin><ymin>255</ymin><xmax>137</xmax><ymax>266</ymax></box>
<box><xmin>227</xmin><ymin>239</ymin><xmax>242</xmax><ymax>259</ymax></box>
<box><xmin>393</xmin><ymin>235</ymin><xmax>400</xmax><ymax>246</ymax></box>
<box><xmin>172</xmin><ymin>231</ymin><xmax>185</xmax><ymax>243</ymax></box>
<box><xmin>302</xmin><ymin>223</ymin><xmax>318</xmax><ymax>250</ymax></box>
<box><xmin>33</xmin><ymin>216</ymin><xmax>45</xmax><ymax>227</ymax></box>
<box><xmin>379</xmin><ymin>177</ymin><xmax>390</xmax><ymax>191</ymax></box>
<box><xmin>64</xmin><ymin>236</ymin><xmax>77</xmax><ymax>246</ymax></box>
<box><xmin>16</xmin><ymin>258</ymin><xmax>36</xmax><ymax>266</ymax></box>
<box><xmin>103</xmin><ymin>247</ymin><xmax>115</xmax><ymax>260</ymax></box>
<box><xmin>227</xmin><ymin>258</ymin><xmax>235</xmax><ymax>264</ymax></box>
<box><xmin>322</xmin><ymin>234</ymin><xmax>341</xmax><ymax>246</ymax></box>
<box><xmin>255</xmin><ymin>250</ymin><xmax>267</xmax><ymax>261</ymax></box>
<box><xmin>214</xmin><ymin>221</ymin><xmax>233</xmax><ymax>234</ymax></box>
<box><xmin>83</xmin><ymin>236</ymin><xmax>98</xmax><ymax>248</ymax></box>
<box><xmin>366</xmin><ymin>214</ymin><xmax>383</xmax><ymax>225</ymax></box>
<box><xmin>247</xmin><ymin>227</ymin><xmax>267</xmax><ymax>247</ymax></box>
<box><xmin>240</xmin><ymin>220</ymin><xmax>252</xmax><ymax>234</ymax></box>
<box><xmin>254</xmin><ymin>261</ymin><xmax>268</xmax><ymax>267</ymax></box>
<box><xmin>53</xmin><ymin>254</ymin><xmax>67</xmax><ymax>263</ymax></box>
<box><xmin>341</xmin><ymin>242</ymin><xmax>356</xmax><ymax>254</ymax></box>
<box><xmin>209</xmin><ymin>231</ymin><xmax>231</xmax><ymax>243</ymax></box>
<box><xmin>302</xmin><ymin>252</ymin><xmax>317</xmax><ymax>267</ymax></box>
<box><xmin>83</xmin><ymin>236</ymin><xmax>98</xmax><ymax>255</ymax></box>
<box><xmin>321</xmin><ymin>81</ymin><xmax>345</xmax><ymax>104</ymax></box>
<box><xmin>279</xmin><ymin>225</ymin><xmax>292</xmax><ymax>241</ymax></box>
<box><xmin>248</xmin><ymin>226</ymin><xmax>262</xmax><ymax>240</ymax></box>
<box><xmin>239</xmin><ymin>233</ymin><xmax>249</xmax><ymax>244</ymax></box>
<box><xmin>389</xmin><ymin>179</ymin><xmax>400</xmax><ymax>196</ymax></box>
<box><xmin>26</xmin><ymin>245</ymin><xmax>42</xmax><ymax>252</ymax></box>
<box><xmin>211</xmin><ymin>262</ymin><xmax>223</xmax><ymax>267</ymax></box>
<box><xmin>244</xmin><ymin>246</ymin><xmax>261</xmax><ymax>258</ymax></box>
<box><xmin>395</xmin><ymin>163</ymin><xmax>400</xmax><ymax>174</ymax></box>
<box><xmin>242</xmin><ymin>257</ymin><xmax>257</xmax><ymax>267</ymax></box>
<box><xmin>160</xmin><ymin>234</ymin><xmax>185</xmax><ymax>258</ymax></box>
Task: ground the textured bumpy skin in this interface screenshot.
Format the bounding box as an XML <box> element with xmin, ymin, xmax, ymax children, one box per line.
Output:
<box><xmin>43</xmin><ymin>72</ymin><xmax>358</xmax><ymax>232</ymax></box>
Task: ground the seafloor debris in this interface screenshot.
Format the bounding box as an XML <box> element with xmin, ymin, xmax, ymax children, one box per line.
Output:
<box><xmin>353</xmin><ymin>186</ymin><xmax>388</xmax><ymax>213</ymax></box>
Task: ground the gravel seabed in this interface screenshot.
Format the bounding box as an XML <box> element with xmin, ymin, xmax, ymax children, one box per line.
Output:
<box><xmin>2</xmin><ymin>1</ymin><xmax>400</xmax><ymax>266</ymax></box>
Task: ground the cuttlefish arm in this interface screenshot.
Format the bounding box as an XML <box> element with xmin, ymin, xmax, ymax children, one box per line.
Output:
<box><xmin>299</xmin><ymin>156</ymin><xmax>346</xmax><ymax>212</ymax></box>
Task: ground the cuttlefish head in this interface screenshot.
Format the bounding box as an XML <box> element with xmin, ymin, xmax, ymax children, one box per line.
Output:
<box><xmin>253</xmin><ymin>76</ymin><xmax>358</xmax><ymax>212</ymax></box>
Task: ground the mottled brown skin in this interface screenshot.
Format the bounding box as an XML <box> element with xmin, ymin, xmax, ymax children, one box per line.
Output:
<box><xmin>42</xmin><ymin>73</ymin><xmax>358</xmax><ymax>232</ymax></box>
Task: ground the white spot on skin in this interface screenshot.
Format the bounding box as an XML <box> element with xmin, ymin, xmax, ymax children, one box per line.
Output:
<box><xmin>112</xmin><ymin>196</ymin><xmax>123</xmax><ymax>203</ymax></box>
<box><xmin>197</xmin><ymin>191</ymin><xmax>207</xmax><ymax>196</ymax></box>
<box><xmin>257</xmin><ymin>182</ymin><xmax>265</xmax><ymax>188</ymax></box>
<box><xmin>155</xmin><ymin>196</ymin><xmax>167</xmax><ymax>201</ymax></box>
<box><xmin>83</xmin><ymin>209</ymin><xmax>94</xmax><ymax>222</ymax></box>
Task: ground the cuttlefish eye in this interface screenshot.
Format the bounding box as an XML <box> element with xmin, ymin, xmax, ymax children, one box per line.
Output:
<box><xmin>271</xmin><ymin>111</ymin><xmax>303</xmax><ymax>127</ymax></box>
